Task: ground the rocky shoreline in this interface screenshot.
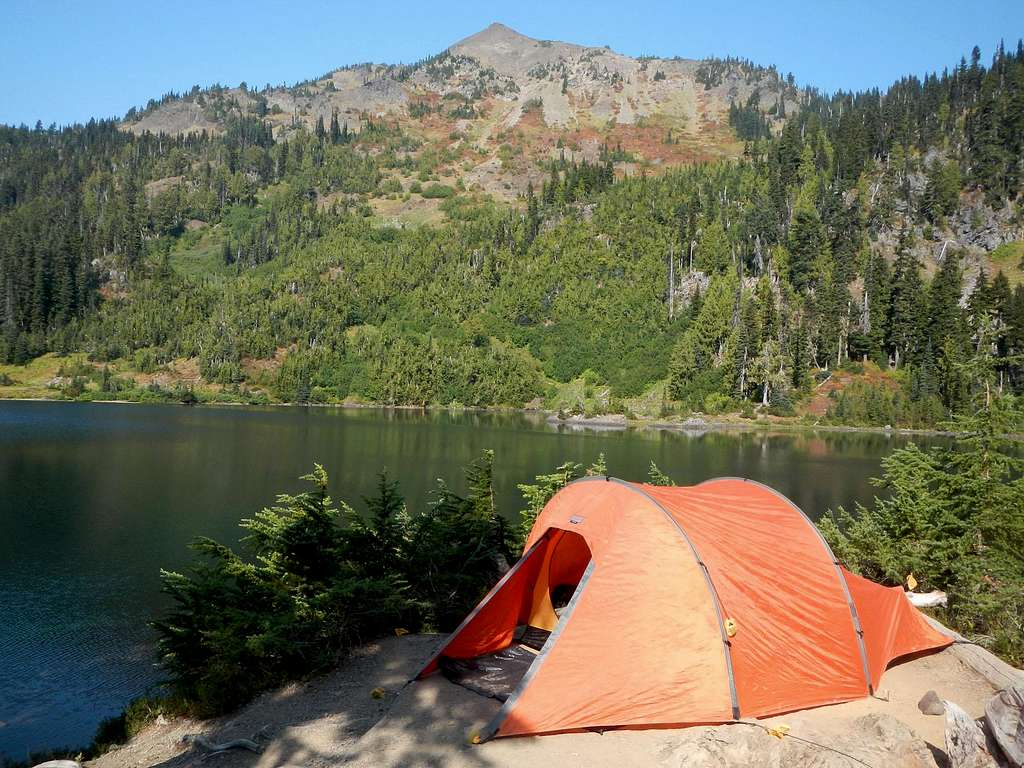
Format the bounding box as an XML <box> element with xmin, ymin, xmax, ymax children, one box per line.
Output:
<box><xmin>0</xmin><ymin>397</ymin><xmax>975</xmax><ymax>439</ymax></box>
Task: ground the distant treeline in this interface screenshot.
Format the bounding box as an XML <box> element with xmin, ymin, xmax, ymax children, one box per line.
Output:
<box><xmin>1</xmin><ymin>43</ymin><xmax>1023</xmax><ymax>427</ymax></box>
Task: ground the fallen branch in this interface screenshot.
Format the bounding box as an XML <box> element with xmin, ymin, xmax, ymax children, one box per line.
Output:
<box><xmin>182</xmin><ymin>733</ymin><xmax>265</xmax><ymax>757</ymax></box>
<box><xmin>906</xmin><ymin>589</ymin><xmax>947</xmax><ymax>608</ymax></box>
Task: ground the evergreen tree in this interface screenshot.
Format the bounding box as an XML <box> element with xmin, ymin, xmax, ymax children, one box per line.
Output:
<box><xmin>887</xmin><ymin>244</ymin><xmax>926</xmax><ymax>367</ymax></box>
<box><xmin>329</xmin><ymin>110</ymin><xmax>342</xmax><ymax>144</ymax></box>
<box><xmin>786</xmin><ymin>201</ymin><xmax>827</xmax><ymax>290</ymax></box>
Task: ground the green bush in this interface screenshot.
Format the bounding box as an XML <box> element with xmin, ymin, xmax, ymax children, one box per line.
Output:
<box><xmin>516</xmin><ymin>456</ymin><xmax>606</xmax><ymax>540</ymax></box>
<box><xmin>175</xmin><ymin>385</ymin><xmax>199</xmax><ymax>405</ymax></box>
<box><xmin>58</xmin><ymin>358</ymin><xmax>94</xmax><ymax>378</ymax></box>
<box><xmin>819</xmin><ymin>399</ymin><xmax>1024</xmax><ymax>664</ymax></box>
<box><xmin>378</xmin><ymin>177</ymin><xmax>403</xmax><ymax>195</ymax></box>
<box><xmin>421</xmin><ymin>183</ymin><xmax>455</xmax><ymax>199</ymax></box>
<box><xmin>91</xmin><ymin>696</ymin><xmax>185</xmax><ymax>752</ymax></box>
<box><xmin>62</xmin><ymin>376</ymin><xmax>87</xmax><ymax>399</ymax></box>
<box><xmin>826</xmin><ymin>379</ymin><xmax>943</xmax><ymax>428</ymax></box>
<box><xmin>703</xmin><ymin>392</ymin><xmax>733</xmax><ymax>415</ymax></box>
<box><xmin>765</xmin><ymin>390</ymin><xmax>796</xmax><ymax>416</ymax></box>
<box><xmin>838</xmin><ymin>360</ymin><xmax>865</xmax><ymax>374</ymax></box>
<box><xmin>132</xmin><ymin>347</ymin><xmax>163</xmax><ymax>374</ymax></box>
<box><xmin>152</xmin><ymin>452</ymin><xmax>514</xmax><ymax>715</ymax></box>
<box><xmin>670</xmin><ymin>367</ymin><xmax>726</xmax><ymax>411</ymax></box>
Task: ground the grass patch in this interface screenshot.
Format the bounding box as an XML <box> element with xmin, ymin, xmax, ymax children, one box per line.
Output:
<box><xmin>0</xmin><ymin>353</ymin><xmax>275</xmax><ymax>404</ymax></box>
<box><xmin>988</xmin><ymin>240</ymin><xmax>1024</xmax><ymax>286</ymax></box>
<box><xmin>0</xmin><ymin>353</ymin><xmax>83</xmax><ymax>399</ymax></box>
<box><xmin>166</xmin><ymin>227</ymin><xmax>234</xmax><ymax>280</ymax></box>
<box><xmin>544</xmin><ymin>371</ymin><xmax>623</xmax><ymax>418</ymax></box>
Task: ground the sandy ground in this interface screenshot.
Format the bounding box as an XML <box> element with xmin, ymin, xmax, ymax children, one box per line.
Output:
<box><xmin>86</xmin><ymin>630</ymin><xmax>1017</xmax><ymax>768</ymax></box>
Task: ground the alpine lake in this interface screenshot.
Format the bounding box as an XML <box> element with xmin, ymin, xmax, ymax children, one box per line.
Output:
<box><xmin>0</xmin><ymin>401</ymin><xmax>948</xmax><ymax>758</ymax></box>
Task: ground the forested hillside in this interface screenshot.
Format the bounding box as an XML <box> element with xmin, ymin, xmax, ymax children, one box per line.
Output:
<box><xmin>1</xmin><ymin>35</ymin><xmax>1023</xmax><ymax>426</ymax></box>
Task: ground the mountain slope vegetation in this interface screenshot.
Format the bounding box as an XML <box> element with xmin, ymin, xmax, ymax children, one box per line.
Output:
<box><xmin>1</xmin><ymin>29</ymin><xmax>1023</xmax><ymax>425</ymax></box>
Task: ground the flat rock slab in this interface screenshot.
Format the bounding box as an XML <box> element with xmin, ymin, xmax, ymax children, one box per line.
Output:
<box><xmin>343</xmin><ymin>681</ymin><xmax>939</xmax><ymax>768</ymax></box>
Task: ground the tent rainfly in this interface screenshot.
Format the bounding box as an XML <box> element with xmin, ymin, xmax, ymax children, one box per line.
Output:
<box><xmin>418</xmin><ymin>476</ymin><xmax>951</xmax><ymax>740</ymax></box>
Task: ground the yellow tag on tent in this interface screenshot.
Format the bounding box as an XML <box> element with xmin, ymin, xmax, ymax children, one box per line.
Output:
<box><xmin>725</xmin><ymin>618</ymin><xmax>738</xmax><ymax>638</ymax></box>
<box><xmin>767</xmin><ymin>724</ymin><xmax>790</xmax><ymax>739</ymax></box>
<box><xmin>906</xmin><ymin>574</ymin><xmax>918</xmax><ymax>591</ymax></box>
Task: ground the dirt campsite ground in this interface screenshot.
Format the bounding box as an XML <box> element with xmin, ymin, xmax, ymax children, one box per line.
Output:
<box><xmin>86</xmin><ymin>627</ymin><xmax>1022</xmax><ymax>768</ymax></box>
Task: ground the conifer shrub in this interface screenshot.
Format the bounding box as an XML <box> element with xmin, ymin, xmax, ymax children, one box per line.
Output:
<box><xmin>825</xmin><ymin>379</ymin><xmax>943</xmax><ymax>428</ymax></box>
<box><xmin>421</xmin><ymin>183</ymin><xmax>455</xmax><ymax>199</ymax></box>
<box><xmin>764</xmin><ymin>390</ymin><xmax>796</xmax><ymax>416</ymax></box>
<box><xmin>702</xmin><ymin>392</ymin><xmax>733</xmax><ymax>415</ymax></box>
<box><xmin>153</xmin><ymin>452</ymin><xmax>514</xmax><ymax>715</ymax></box>
<box><xmin>819</xmin><ymin>397</ymin><xmax>1024</xmax><ymax>664</ymax></box>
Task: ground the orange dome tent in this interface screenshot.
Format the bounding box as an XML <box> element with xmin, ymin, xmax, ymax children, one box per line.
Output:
<box><xmin>418</xmin><ymin>476</ymin><xmax>951</xmax><ymax>740</ymax></box>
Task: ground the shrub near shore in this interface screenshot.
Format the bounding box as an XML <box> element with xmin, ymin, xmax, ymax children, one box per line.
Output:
<box><xmin>821</xmin><ymin>396</ymin><xmax>1024</xmax><ymax>665</ymax></box>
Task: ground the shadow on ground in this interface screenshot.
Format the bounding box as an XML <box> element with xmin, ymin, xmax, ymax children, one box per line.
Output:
<box><xmin>94</xmin><ymin>635</ymin><xmax>504</xmax><ymax>768</ymax></box>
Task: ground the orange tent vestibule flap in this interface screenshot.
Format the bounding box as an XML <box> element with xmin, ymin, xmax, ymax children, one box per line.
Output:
<box><xmin>843</xmin><ymin>567</ymin><xmax>952</xmax><ymax>689</ymax></box>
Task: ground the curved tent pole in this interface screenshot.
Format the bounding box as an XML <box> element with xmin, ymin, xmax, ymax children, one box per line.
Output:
<box><xmin>696</xmin><ymin>476</ymin><xmax>874</xmax><ymax>695</ymax></box>
<box><xmin>477</xmin><ymin>558</ymin><xmax>596</xmax><ymax>742</ymax></box>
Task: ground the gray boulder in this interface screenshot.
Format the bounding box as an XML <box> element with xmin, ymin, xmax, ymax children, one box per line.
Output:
<box><xmin>920</xmin><ymin>689</ymin><xmax>946</xmax><ymax>715</ymax></box>
<box><xmin>985</xmin><ymin>685</ymin><xmax>1024</xmax><ymax>768</ymax></box>
<box><xmin>945</xmin><ymin>699</ymin><xmax>999</xmax><ymax>768</ymax></box>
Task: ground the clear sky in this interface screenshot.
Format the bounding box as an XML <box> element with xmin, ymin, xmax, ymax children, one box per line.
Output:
<box><xmin>1</xmin><ymin>0</ymin><xmax>1021</xmax><ymax>126</ymax></box>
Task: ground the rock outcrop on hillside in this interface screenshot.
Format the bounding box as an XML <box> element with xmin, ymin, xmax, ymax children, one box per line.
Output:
<box><xmin>122</xmin><ymin>22</ymin><xmax>795</xmax><ymax>199</ymax></box>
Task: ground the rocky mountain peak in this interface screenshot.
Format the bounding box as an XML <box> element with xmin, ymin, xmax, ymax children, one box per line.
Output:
<box><xmin>122</xmin><ymin>25</ymin><xmax>797</xmax><ymax>202</ymax></box>
<box><xmin>450</xmin><ymin>22</ymin><xmax>585</xmax><ymax>76</ymax></box>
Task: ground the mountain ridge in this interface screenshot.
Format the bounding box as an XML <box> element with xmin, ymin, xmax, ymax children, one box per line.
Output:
<box><xmin>122</xmin><ymin>23</ymin><xmax>794</xmax><ymax>199</ymax></box>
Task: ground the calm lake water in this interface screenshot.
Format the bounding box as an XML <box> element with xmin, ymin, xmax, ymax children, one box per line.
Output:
<box><xmin>0</xmin><ymin>401</ymin><xmax>943</xmax><ymax>758</ymax></box>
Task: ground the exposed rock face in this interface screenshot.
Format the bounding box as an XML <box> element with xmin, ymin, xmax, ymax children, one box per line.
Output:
<box><xmin>450</xmin><ymin>23</ymin><xmax>588</xmax><ymax>78</ymax></box>
<box><xmin>945</xmin><ymin>699</ymin><xmax>999</xmax><ymax>768</ymax></box>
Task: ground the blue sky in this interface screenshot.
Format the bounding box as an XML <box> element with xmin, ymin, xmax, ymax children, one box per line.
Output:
<box><xmin>1</xmin><ymin>0</ymin><xmax>1021</xmax><ymax>126</ymax></box>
